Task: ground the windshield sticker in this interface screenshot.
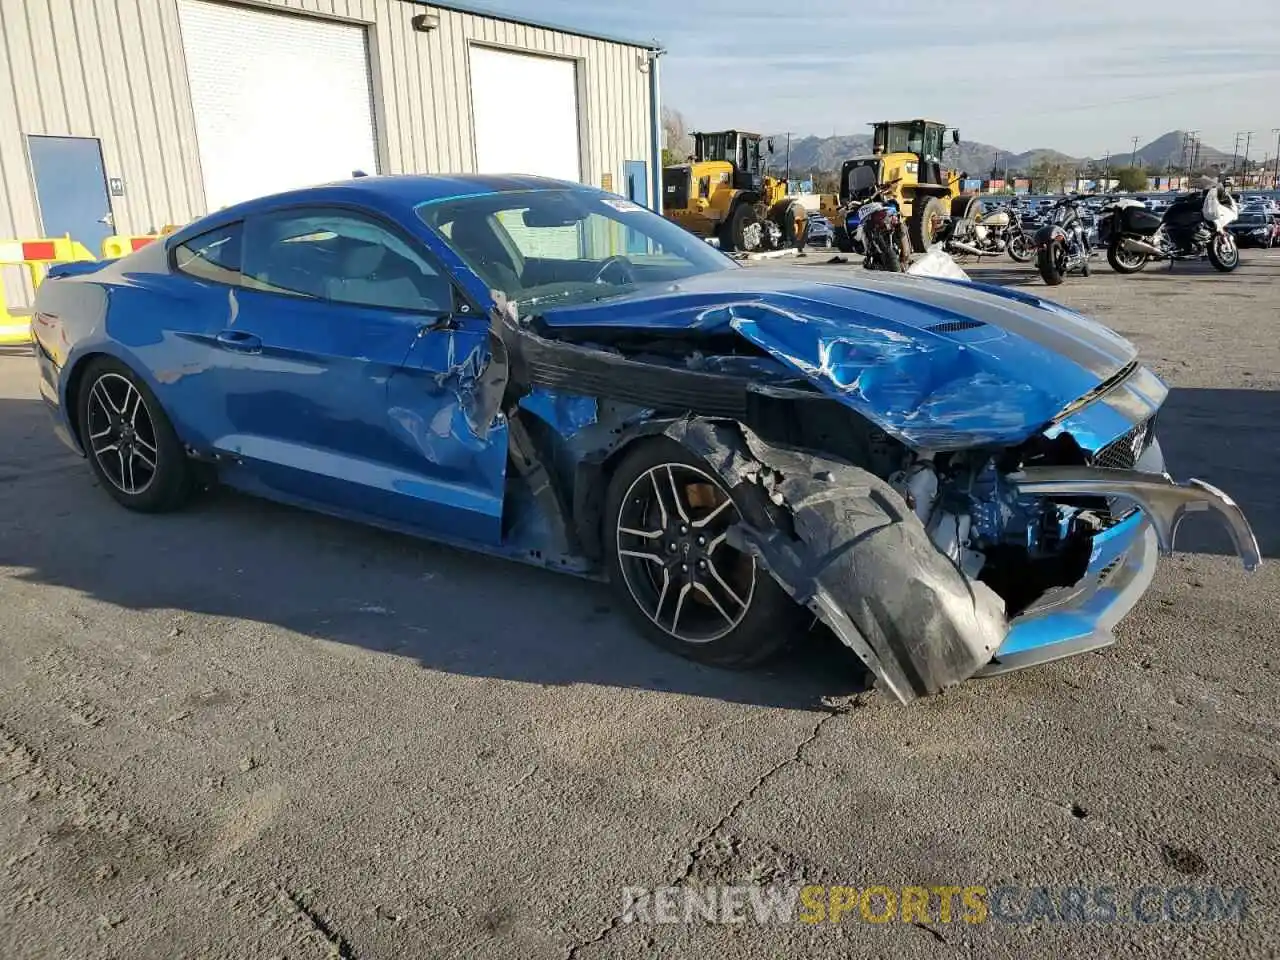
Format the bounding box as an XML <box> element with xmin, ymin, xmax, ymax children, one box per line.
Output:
<box><xmin>600</xmin><ymin>197</ymin><xmax>645</xmax><ymax>214</ymax></box>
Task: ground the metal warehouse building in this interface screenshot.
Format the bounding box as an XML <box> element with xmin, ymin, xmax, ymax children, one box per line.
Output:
<box><xmin>0</xmin><ymin>0</ymin><xmax>662</xmax><ymax>300</ymax></box>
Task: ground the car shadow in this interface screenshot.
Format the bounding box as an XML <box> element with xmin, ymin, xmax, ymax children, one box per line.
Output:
<box><xmin>0</xmin><ymin>391</ymin><xmax>868</xmax><ymax>713</ymax></box>
<box><xmin>1155</xmin><ymin>387</ymin><xmax>1280</xmax><ymax>560</ymax></box>
<box><xmin>0</xmin><ymin>385</ymin><xmax>1272</xmax><ymax>711</ymax></box>
<box><xmin>956</xmin><ymin>265</ymin><xmax>1039</xmax><ymax>287</ymax></box>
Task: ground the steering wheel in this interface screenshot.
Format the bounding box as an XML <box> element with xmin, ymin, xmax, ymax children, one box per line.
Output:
<box><xmin>592</xmin><ymin>255</ymin><xmax>636</xmax><ymax>285</ymax></box>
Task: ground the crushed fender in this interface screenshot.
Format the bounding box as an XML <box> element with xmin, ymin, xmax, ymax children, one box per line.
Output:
<box><xmin>663</xmin><ymin>418</ymin><xmax>1008</xmax><ymax>703</ymax></box>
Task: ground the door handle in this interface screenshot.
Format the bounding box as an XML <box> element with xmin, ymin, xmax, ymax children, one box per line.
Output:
<box><xmin>215</xmin><ymin>330</ymin><xmax>262</xmax><ymax>354</ymax></box>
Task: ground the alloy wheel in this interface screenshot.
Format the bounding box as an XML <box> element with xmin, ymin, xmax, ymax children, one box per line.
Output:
<box><xmin>85</xmin><ymin>373</ymin><xmax>159</xmax><ymax>495</ymax></box>
<box><xmin>1114</xmin><ymin>245</ymin><xmax>1147</xmax><ymax>270</ymax></box>
<box><xmin>1214</xmin><ymin>235</ymin><xmax>1239</xmax><ymax>268</ymax></box>
<box><xmin>615</xmin><ymin>463</ymin><xmax>757</xmax><ymax>644</ymax></box>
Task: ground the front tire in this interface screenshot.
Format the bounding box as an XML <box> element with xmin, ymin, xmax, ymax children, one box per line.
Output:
<box><xmin>1037</xmin><ymin>239</ymin><xmax>1067</xmax><ymax>285</ymax></box>
<box><xmin>603</xmin><ymin>437</ymin><xmax>801</xmax><ymax>667</ymax></box>
<box><xmin>727</xmin><ymin>202</ymin><xmax>763</xmax><ymax>253</ymax></box>
<box><xmin>910</xmin><ymin>195</ymin><xmax>949</xmax><ymax>251</ymax></box>
<box><xmin>77</xmin><ymin>357</ymin><xmax>193</xmax><ymax>512</ymax></box>
<box><xmin>1007</xmin><ymin>233</ymin><xmax>1035</xmax><ymax>263</ymax></box>
<box><xmin>1107</xmin><ymin>239</ymin><xmax>1149</xmax><ymax>273</ymax></box>
<box><xmin>1208</xmin><ymin>233</ymin><xmax>1239</xmax><ymax>272</ymax></box>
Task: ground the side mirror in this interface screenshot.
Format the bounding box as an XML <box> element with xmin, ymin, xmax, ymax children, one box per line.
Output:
<box><xmin>952</xmin><ymin>129</ymin><xmax>961</xmax><ymax>145</ymax></box>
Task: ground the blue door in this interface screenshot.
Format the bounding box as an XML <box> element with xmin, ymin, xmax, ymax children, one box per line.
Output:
<box><xmin>193</xmin><ymin>207</ymin><xmax>508</xmax><ymax>544</ymax></box>
<box><xmin>27</xmin><ymin>136</ymin><xmax>114</xmax><ymax>251</ymax></box>
<box><xmin>624</xmin><ymin>161</ymin><xmax>649</xmax><ymax>253</ymax></box>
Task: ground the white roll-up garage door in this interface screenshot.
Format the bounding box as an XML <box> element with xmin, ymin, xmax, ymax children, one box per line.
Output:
<box><xmin>469</xmin><ymin>46</ymin><xmax>582</xmax><ymax>182</ymax></box>
<box><xmin>178</xmin><ymin>0</ymin><xmax>379</xmax><ymax>210</ymax></box>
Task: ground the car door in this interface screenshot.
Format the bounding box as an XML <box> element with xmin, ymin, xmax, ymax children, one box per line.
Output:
<box><xmin>205</xmin><ymin>205</ymin><xmax>508</xmax><ymax>544</ymax></box>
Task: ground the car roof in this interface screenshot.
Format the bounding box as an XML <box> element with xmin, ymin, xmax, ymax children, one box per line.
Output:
<box><xmin>168</xmin><ymin>173</ymin><xmax>586</xmax><ymax>245</ymax></box>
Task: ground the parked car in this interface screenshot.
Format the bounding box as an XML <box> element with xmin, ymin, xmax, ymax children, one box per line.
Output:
<box><xmin>803</xmin><ymin>210</ymin><xmax>834</xmax><ymax>247</ymax></box>
<box><xmin>29</xmin><ymin>174</ymin><xmax>1261</xmax><ymax>704</ymax></box>
<box><xmin>1228</xmin><ymin>211</ymin><xmax>1280</xmax><ymax>247</ymax></box>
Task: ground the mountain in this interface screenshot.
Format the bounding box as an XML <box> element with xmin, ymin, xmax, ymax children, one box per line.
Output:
<box><xmin>774</xmin><ymin>130</ymin><xmax>1233</xmax><ymax>177</ymax></box>
<box><xmin>1107</xmin><ymin>131</ymin><xmax>1233</xmax><ymax>172</ymax></box>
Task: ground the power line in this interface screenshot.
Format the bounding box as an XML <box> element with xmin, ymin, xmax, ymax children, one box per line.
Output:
<box><xmin>1273</xmin><ymin>128</ymin><xmax>1280</xmax><ymax>189</ymax></box>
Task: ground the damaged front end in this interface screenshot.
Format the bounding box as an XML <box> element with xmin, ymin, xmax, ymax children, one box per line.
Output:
<box><xmin>469</xmin><ymin>262</ymin><xmax>1260</xmax><ymax>704</ymax></box>
<box><xmin>664</xmin><ymin>418</ymin><xmax>1261</xmax><ymax>704</ymax></box>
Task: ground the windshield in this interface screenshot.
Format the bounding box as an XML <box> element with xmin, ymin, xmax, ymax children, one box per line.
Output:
<box><xmin>845</xmin><ymin>161</ymin><xmax>880</xmax><ymax>199</ymax></box>
<box><xmin>1236</xmin><ymin>214</ymin><xmax>1265</xmax><ymax>225</ymax></box>
<box><xmin>417</xmin><ymin>189</ymin><xmax>735</xmax><ymax>311</ymax></box>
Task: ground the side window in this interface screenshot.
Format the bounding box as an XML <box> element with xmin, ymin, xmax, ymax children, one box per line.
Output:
<box><xmin>242</xmin><ymin>208</ymin><xmax>451</xmax><ymax>312</ymax></box>
<box><xmin>173</xmin><ymin>222</ymin><xmax>243</xmax><ymax>284</ymax></box>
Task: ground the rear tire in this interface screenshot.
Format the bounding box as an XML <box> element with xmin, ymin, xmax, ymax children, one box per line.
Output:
<box><xmin>603</xmin><ymin>437</ymin><xmax>802</xmax><ymax>667</ymax></box>
<box><xmin>1208</xmin><ymin>233</ymin><xmax>1239</xmax><ymax>272</ymax></box>
<box><xmin>77</xmin><ymin>357</ymin><xmax>193</xmax><ymax>512</ymax></box>
<box><xmin>1107</xmin><ymin>239</ymin><xmax>1149</xmax><ymax>273</ymax></box>
<box><xmin>768</xmin><ymin>199</ymin><xmax>807</xmax><ymax>248</ymax></box>
<box><xmin>863</xmin><ymin>231</ymin><xmax>901</xmax><ymax>272</ymax></box>
<box><xmin>1037</xmin><ymin>239</ymin><xmax>1066</xmax><ymax>285</ymax></box>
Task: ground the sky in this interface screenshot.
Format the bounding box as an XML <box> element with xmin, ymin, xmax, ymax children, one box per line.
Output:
<box><xmin>457</xmin><ymin>0</ymin><xmax>1280</xmax><ymax>156</ymax></box>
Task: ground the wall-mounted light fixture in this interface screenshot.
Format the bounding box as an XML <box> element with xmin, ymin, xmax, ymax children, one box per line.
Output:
<box><xmin>411</xmin><ymin>12</ymin><xmax>439</xmax><ymax>32</ymax></box>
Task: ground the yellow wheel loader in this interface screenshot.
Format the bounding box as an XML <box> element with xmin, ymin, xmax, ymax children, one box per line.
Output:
<box><xmin>662</xmin><ymin>131</ymin><xmax>808</xmax><ymax>253</ymax></box>
<box><xmin>837</xmin><ymin>119</ymin><xmax>976</xmax><ymax>253</ymax></box>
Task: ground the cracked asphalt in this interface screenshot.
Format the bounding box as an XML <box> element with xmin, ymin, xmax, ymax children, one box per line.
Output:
<box><xmin>2</xmin><ymin>251</ymin><xmax>1279</xmax><ymax>959</ymax></box>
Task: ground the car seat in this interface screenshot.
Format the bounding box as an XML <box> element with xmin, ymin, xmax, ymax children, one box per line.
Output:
<box><xmin>328</xmin><ymin>241</ymin><xmax>445</xmax><ymax>310</ymax></box>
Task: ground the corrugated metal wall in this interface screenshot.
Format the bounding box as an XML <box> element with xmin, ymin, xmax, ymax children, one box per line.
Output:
<box><xmin>0</xmin><ymin>0</ymin><xmax>653</xmax><ymax>301</ymax></box>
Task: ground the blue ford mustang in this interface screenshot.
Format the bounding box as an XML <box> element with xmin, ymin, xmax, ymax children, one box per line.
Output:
<box><xmin>31</xmin><ymin>175</ymin><xmax>1261</xmax><ymax>703</ymax></box>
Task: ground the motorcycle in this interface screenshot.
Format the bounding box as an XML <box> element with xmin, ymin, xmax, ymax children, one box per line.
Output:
<box><xmin>1003</xmin><ymin>204</ymin><xmax>1036</xmax><ymax>263</ymax></box>
<box><xmin>936</xmin><ymin>199</ymin><xmax>1034</xmax><ymax>261</ymax></box>
<box><xmin>845</xmin><ymin>179</ymin><xmax>911</xmax><ymax>272</ymax></box>
<box><xmin>1035</xmin><ymin>195</ymin><xmax>1094</xmax><ymax>285</ymax></box>
<box><xmin>1102</xmin><ymin>184</ymin><xmax>1240</xmax><ymax>274</ymax></box>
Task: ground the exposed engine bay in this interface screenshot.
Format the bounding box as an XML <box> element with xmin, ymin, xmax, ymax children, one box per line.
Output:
<box><xmin>889</xmin><ymin>453</ymin><xmax>1101</xmax><ymax>618</ymax></box>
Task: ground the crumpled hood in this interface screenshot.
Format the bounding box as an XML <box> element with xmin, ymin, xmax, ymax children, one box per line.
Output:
<box><xmin>540</xmin><ymin>267</ymin><xmax>1138</xmax><ymax>449</ymax></box>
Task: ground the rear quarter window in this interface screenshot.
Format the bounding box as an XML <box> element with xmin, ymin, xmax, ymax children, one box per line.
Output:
<box><xmin>173</xmin><ymin>223</ymin><xmax>243</xmax><ymax>285</ymax></box>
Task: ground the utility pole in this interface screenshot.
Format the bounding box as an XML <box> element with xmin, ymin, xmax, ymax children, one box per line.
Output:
<box><xmin>784</xmin><ymin>132</ymin><xmax>792</xmax><ymax>184</ymax></box>
<box><xmin>1232</xmin><ymin>132</ymin><xmax>1243</xmax><ymax>182</ymax></box>
<box><xmin>1130</xmin><ymin>136</ymin><xmax>1140</xmax><ymax>167</ymax></box>
<box><xmin>1103</xmin><ymin>151</ymin><xmax>1111</xmax><ymax>190</ymax></box>
<box><xmin>1272</xmin><ymin>128</ymin><xmax>1280</xmax><ymax>189</ymax></box>
<box><xmin>1241</xmin><ymin>131</ymin><xmax>1253</xmax><ymax>188</ymax></box>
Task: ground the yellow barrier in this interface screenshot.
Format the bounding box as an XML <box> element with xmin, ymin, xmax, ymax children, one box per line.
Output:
<box><xmin>0</xmin><ymin>274</ymin><xmax>32</xmax><ymax>346</ymax></box>
<box><xmin>101</xmin><ymin>233</ymin><xmax>161</xmax><ymax>259</ymax></box>
<box><xmin>0</xmin><ymin>234</ymin><xmax>97</xmax><ymax>345</ymax></box>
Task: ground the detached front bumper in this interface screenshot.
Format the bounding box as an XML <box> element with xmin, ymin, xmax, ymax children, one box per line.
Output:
<box><xmin>978</xmin><ymin>466</ymin><xmax>1262</xmax><ymax>676</ymax></box>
